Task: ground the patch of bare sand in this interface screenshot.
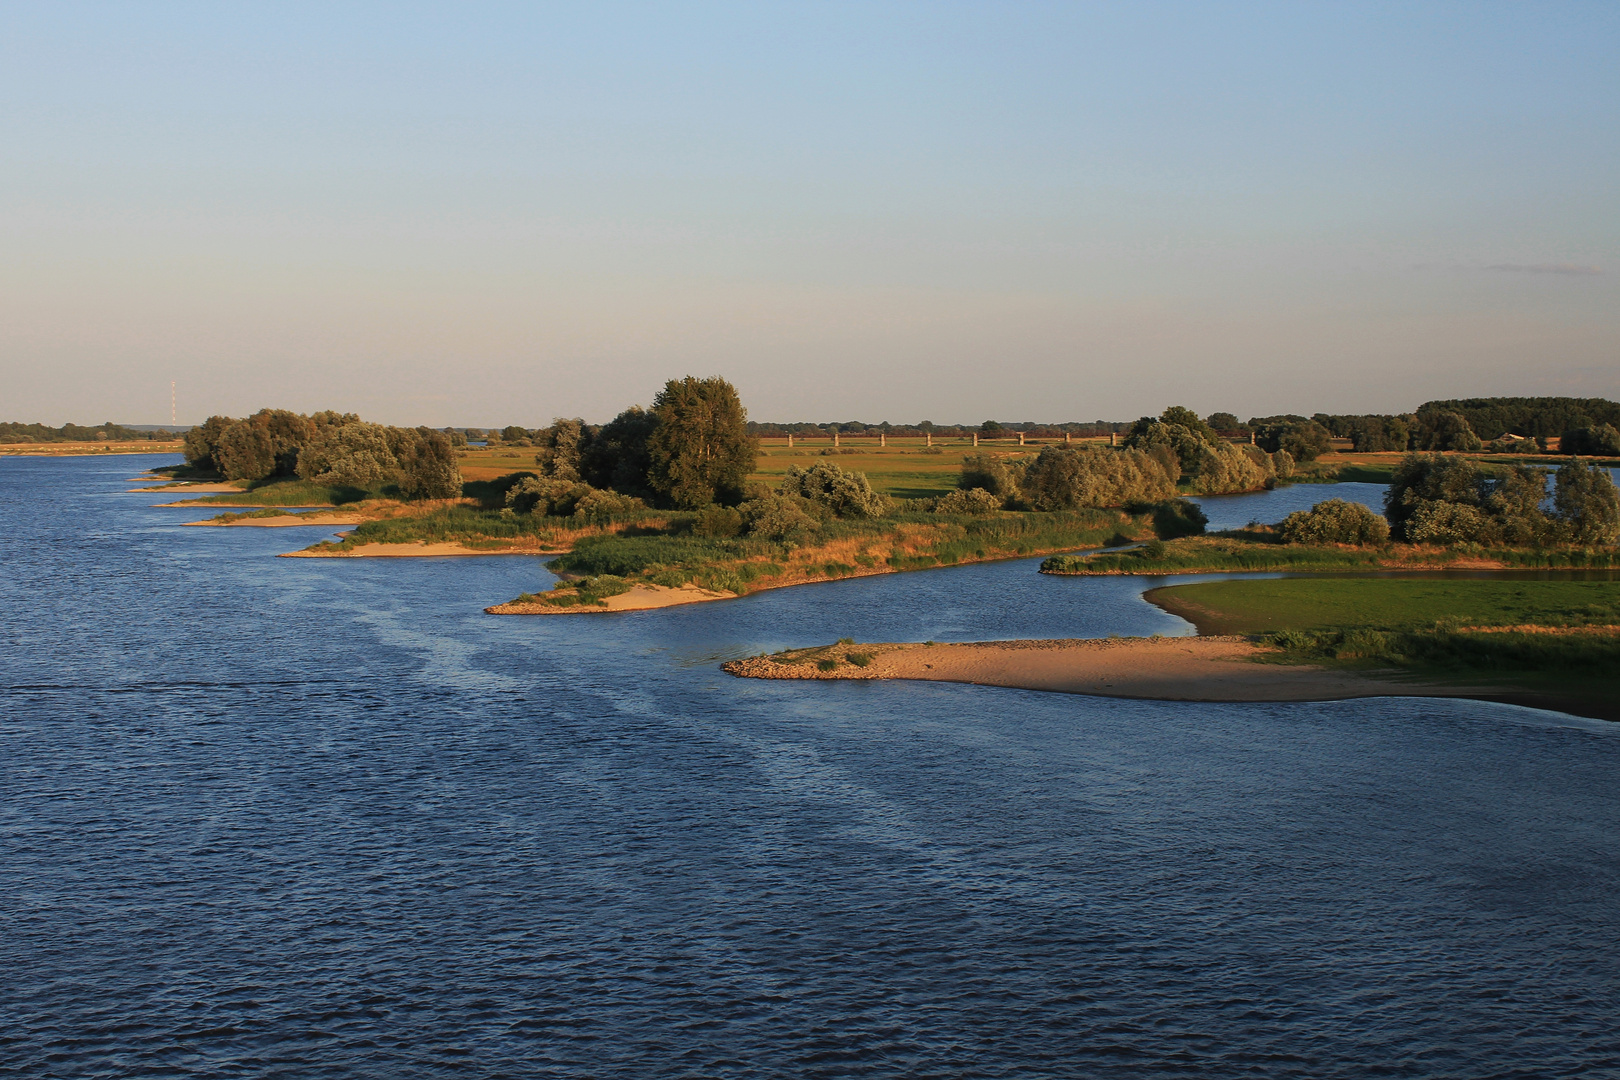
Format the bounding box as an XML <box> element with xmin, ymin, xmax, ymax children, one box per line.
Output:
<box><xmin>724</xmin><ymin>636</ymin><xmax>1484</xmax><ymax>704</ymax></box>
<box><xmin>488</xmin><ymin>583</ymin><xmax>733</xmax><ymax>614</ymax></box>
<box><xmin>183</xmin><ymin>512</ymin><xmax>366</xmax><ymax>528</ymax></box>
<box><xmin>137</xmin><ymin>482</ymin><xmax>246</xmax><ymax>494</ymax></box>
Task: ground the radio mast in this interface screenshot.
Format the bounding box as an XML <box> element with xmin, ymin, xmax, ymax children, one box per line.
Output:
<box><xmin>171</xmin><ymin>381</ymin><xmax>177</xmax><ymax>426</ymax></box>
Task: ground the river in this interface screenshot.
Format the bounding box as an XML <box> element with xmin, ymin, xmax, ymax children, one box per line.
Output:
<box><xmin>3</xmin><ymin>454</ymin><xmax>1617</xmax><ymax>1078</ymax></box>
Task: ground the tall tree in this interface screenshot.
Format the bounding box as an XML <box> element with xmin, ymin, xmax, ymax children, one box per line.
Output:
<box><xmin>645</xmin><ymin>376</ymin><xmax>757</xmax><ymax>508</ymax></box>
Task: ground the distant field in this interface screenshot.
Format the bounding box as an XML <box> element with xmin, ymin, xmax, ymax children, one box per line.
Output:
<box><xmin>1148</xmin><ymin>577</ymin><xmax>1620</xmax><ymax>636</ymax></box>
<box><xmin>455</xmin><ymin>437</ymin><xmax>1112</xmax><ymax>498</ymax></box>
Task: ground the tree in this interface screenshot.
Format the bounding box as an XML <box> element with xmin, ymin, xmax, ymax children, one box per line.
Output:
<box><xmin>1560</xmin><ymin>424</ymin><xmax>1620</xmax><ymax>457</ymax></box>
<box><xmin>1205</xmin><ymin>411</ymin><xmax>1242</xmax><ymax>433</ymax></box>
<box><xmin>1553</xmin><ymin>461</ymin><xmax>1620</xmax><ymax>544</ymax></box>
<box><xmin>295</xmin><ymin>421</ymin><xmax>400</xmax><ymax>489</ymax></box>
<box><xmin>398</xmin><ymin>429</ymin><xmax>463</xmax><ymax>500</ymax></box>
<box><xmin>182</xmin><ymin>415</ymin><xmax>236</xmax><ymax>472</ymax></box>
<box><xmin>213</xmin><ymin>409</ymin><xmax>314</xmax><ymax>481</ymax></box>
<box><xmin>1412</xmin><ymin>409</ymin><xmax>1482</xmax><ymax>452</ymax></box>
<box><xmin>1016</xmin><ymin>446</ymin><xmax>1175</xmax><ymax>510</ymax></box>
<box><xmin>535</xmin><ymin>418</ymin><xmax>587</xmax><ymax>481</ymax></box>
<box><xmin>580</xmin><ymin>406</ymin><xmax>657</xmax><ymax>494</ymax></box>
<box><xmin>1159</xmin><ymin>406</ymin><xmax>1219</xmax><ymax>445</ymax></box>
<box><xmin>645</xmin><ymin>376</ymin><xmax>757</xmax><ymax>508</ymax></box>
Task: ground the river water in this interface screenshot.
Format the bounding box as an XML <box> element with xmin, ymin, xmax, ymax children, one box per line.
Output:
<box><xmin>3</xmin><ymin>455</ymin><xmax>1618</xmax><ymax>1078</ymax></box>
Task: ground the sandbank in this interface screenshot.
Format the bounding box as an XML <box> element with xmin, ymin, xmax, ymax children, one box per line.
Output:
<box><xmin>488</xmin><ymin>582</ymin><xmax>734</xmax><ymax>614</ymax></box>
<box><xmin>724</xmin><ymin>636</ymin><xmax>1489</xmax><ymax>705</ymax></box>
<box><xmin>184</xmin><ymin>512</ymin><xmax>365</xmax><ymax>528</ymax></box>
<box><xmin>134</xmin><ymin>482</ymin><xmax>244</xmax><ymax>494</ymax></box>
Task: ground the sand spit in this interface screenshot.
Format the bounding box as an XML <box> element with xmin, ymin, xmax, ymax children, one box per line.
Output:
<box><xmin>723</xmin><ymin>636</ymin><xmax>1486</xmax><ymax>705</ymax></box>
<box><xmin>488</xmin><ymin>583</ymin><xmax>734</xmax><ymax>614</ymax></box>
<box><xmin>135</xmin><ymin>482</ymin><xmax>245</xmax><ymax>494</ymax></box>
<box><xmin>184</xmin><ymin>512</ymin><xmax>365</xmax><ymax>528</ymax></box>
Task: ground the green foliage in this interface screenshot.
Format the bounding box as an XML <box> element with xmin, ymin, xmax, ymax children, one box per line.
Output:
<box><xmin>505</xmin><ymin>476</ymin><xmax>592</xmax><ymax>516</ymax></box>
<box><xmin>296</xmin><ymin>421</ymin><xmax>401</xmax><ymax>489</ymax></box>
<box><xmin>958</xmin><ymin>452</ymin><xmax>1028</xmax><ymax>502</ymax></box>
<box><xmin>571</xmin><ymin>488</ymin><xmax>645</xmax><ymax>524</ymax></box>
<box><xmin>398</xmin><ymin>428</ymin><xmax>463</xmax><ymax>500</ymax></box>
<box><xmin>182</xmin><ymin>415</ymin><xmax>235</xmax><ymax>471</ymax></box>
<box><xmin>545</xmin><ymin>575</ymin><xmax>635</xmax><ymax>607</ymax></box>
<box><xmin>738</xmin><ymin>493</ymin><xmax>818</xmax><ymax>541</ymax></box>
<box><xmin>214</xmin><ymin>409</ymin><xmax>315</xmax><ymax>480</ymax></box>
<box><xmin>1560</xmin><ymin>423</ymin><xmax>1620</xmax><ymax>457</ymax></box>
<box><xmin>934</xmin><ymin>487</ymin><xmax>1002</xmax><ymax>514</ymax></box>
<box><xmin>1017</xmin><ymin>446</ymin><xmax>1176</xmax><ymax>510</ymax></box>
<box><xmin>1412</xmin><ymin>409</ymin><xmax>1483</xmax><ymax>452</ymax></box>
<box><xmin>1158</xmin><ymin>405</ymin><xmax>1220</xmax><ymax>445</ymax></box>
<box><xmin>1158</xmin><ymin>576</ymin><xmax>1620</xmax><ymax>634</ymax></box>
<box><xmin>1554</xmin><ymin>461</ymin><xmax>1620</xmax><ymax>544</ymax></box>
<box><xmin>0</xmin><ymin>420</ymin><xmax>177</xmax><ymax>445</ymax></box>
<box><xmin>847</xmin><ymin>652</ymin><xmax>874</xmax><ymax>667</ymax></box>
<box><xmin>817</xmin><ymin>658</ymin><xmax>839</xmax><ymax>671</ymax></box>
<box><xmin>1205</xmin><ymin>411</ymin><xmax>1243</xmax><ymax>433</ymax></box>
<box><xmin>1187</xmin><ymin>441</ymin><xmax>1276</xmax><ymax>495</ymax></box>
<box><xmin>692</xmin><ymin>505</ymin><xmax>744</xmax><ymax>537</ymax></box>
<box><xmin>646</xmin><ymin>375</ymin><xmax>758</xmax><ymax>508</ymax></box>
<box><xmin>1276</xmin><ymin>498</ymin><xmax>1390</xmax><ymax>545</ymax></box>
<box><xmin>1385</xmin><ymin>454</ymin><xmax>1569</xmax><ymax>545</ymax></box>
<box><xmin>1347</xmin><ymin>415</ymin><xmax>1411</xmax><ymax>453</ymax></box>
<box><xmin>777</xmin><ymin>461</ymin><xmax>890</xmax><ymax>517</ymax></box>
<box><xmin>189</xmin><ymin>479</ymin><xmax>371</xmax><ymax>506</ymax></box>
<box><xmin>1151</xmin><ymin>498</ymin><xmax>1208</xmax><ymax>539</ymax></box>
<box><xmin>580</xmin><ymin>405</ymin><xmax>657</xmax><ymax>494</ymax></box>
<box><xmin>1265</xmin><ymin>627</ymin><xmax>1620</xmax><ymax>678</ymax></box>
<box><xmin>1251</xmin><ymin>418</ymin><xmax>1332</xmax><ymax>461</ymax></box>
<box><xmin>1419</xmin><ymin>396</ymin><xmax>1620</xmax><ymax>440</ymax></box>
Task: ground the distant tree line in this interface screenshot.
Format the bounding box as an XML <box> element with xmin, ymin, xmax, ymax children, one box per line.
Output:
<box><xmin>0</xmin><ymin>421</ymin><xmax>179</xmax><ymax>444</ymax></box>
<box><xmin>182</xmin><ymin>410</ymin><xmax>463</xmax><ymax>499</ymax></box>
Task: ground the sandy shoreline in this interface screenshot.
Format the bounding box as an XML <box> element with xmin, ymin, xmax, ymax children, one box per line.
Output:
<box><xmin>281</xmin><ymin>540</ymin><xmax>562</xmax><ymax>558</ymax></box>
<box><xmin>488</xmin><ymin>582</ymin><xmax>734</xmax><ymax>614</ymax></box>
<box><xmin>723</xmin><ymin>636</ymin><xmax>1492</xmax><ymax>705</ymax></box>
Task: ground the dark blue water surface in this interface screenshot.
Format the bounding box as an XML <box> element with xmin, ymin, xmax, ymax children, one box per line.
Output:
<box><xmin>4</xmin><ymin>456</ymin><xmax>1619</xmax><ymax>1079</ymax></box>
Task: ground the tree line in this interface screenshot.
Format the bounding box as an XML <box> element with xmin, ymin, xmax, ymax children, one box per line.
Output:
<box><xmin>1</xmin><ymin>421</ymin><xmax>179</xmax><ymax>444</ymax></box>
<box><xmin>182</xmin><ymin>410</ymin><xmax>463</xmax><ymax>499</ymax></box>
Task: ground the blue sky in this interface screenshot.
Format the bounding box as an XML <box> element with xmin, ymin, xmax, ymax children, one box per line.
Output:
<box><xmin>2</xmin><ymin>2</ymin><xmax>1616</xmax><ymax>425</ymax></box>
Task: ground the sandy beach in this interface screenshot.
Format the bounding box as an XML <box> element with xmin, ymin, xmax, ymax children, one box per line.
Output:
<box><xmin>488</xmin><ymin>582</ymin><xmax>734</xmax><ymax>614</ymax></box>
<box><xmin>724</xmin><ymin>636</ymin><xmax>1488</xmax><ymax>705</ymax></box>
<box><xmin>281</xmin><ymin>540</ymin><xmax>561</xmax><ymax>558</ymax></box>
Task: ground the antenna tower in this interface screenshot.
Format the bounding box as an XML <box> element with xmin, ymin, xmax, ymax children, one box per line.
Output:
<box><xmin>171</xmin><ymin>381</ymin><xmax>177</xmax><ymax>426</ymax></box>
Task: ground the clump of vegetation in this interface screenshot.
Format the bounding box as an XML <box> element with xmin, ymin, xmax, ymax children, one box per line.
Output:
<box><xmin>934</xmin><ymin>488</ymin><xmax>1002</xmax><ymax>514</ymax></box>
<box><xmin>646</xmin><ymin>376</ymin><xmax>758</xmax><ymax>508</ymax></box>
<box><xmin>1386</xmin><ymin>453</ymin><xmax>1620</xmax><ymax>545</ymax></box>
<box><xmin>1277</xmin><ymin>498</ymin><xmax>1390</xmax><ymax>545</ymax></box>
<box><xmin>777</xmin><ymin>461</ymin><xmax>890</xmax><ymax>517</ymax></box>
<box><xmin>1561</xmin><ymin>423</ymin><xmax>1620</xmax><ymax>457</ymax></box>
<box><xmin>1150</xmin><ymin>498</ymin><xmax>1208</xmax><ymax>539</ymax></box>
<box><xmin>182</xmin><ymin>408</ymin><xmax>463</xmax><ymax>500</ymax></box>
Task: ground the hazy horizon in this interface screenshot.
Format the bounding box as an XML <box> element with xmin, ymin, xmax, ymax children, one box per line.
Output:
<box><xmin>4</xmin><ymin>2</ymin><xmax>1616</xmax><ymax>427</ymax></box>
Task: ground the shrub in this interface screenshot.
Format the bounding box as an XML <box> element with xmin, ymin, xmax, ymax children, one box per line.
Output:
<box><xmin>1152</xmin><ymin>499</ymin><xmax>1208</xmax><ymax>539</ymax></box>
<box><xmin>935</xmin><ymin>488</ymin><xmax>1003</xmax><ymax>514</ymax></box>
<box><xmin>1406</xmin><ymin>501</ymin><xmax>1490</xmax><ymax>545</ymax></box>
<box><xmin>506</xmin><ymin>476</ymin><xmax>591</xmax><ymax>516</ymax></box>
<box><xmin>1188</xmin><ymin>440</ymin><xmax>1274</xmax><ymax>495</ymax></box>
<box><xmin>1276</xmin><ymin>498</ymin><xmax>1390</xmax><ymax>545</ymax></box>
<box><xmin>572</xmin><ymin>488</ymin><xmax>645</xmax><ymax>524</ymax></box>
<box><xmin>1017</xmin><ymin>446</ymin><xmax>1175</xmax><ymax>510</ymax></box>
<box><xmin>295</xmin><ymin>420</ymin><xmax>399</xmax><ymax>488</ymax></box>
<box><xmin>777</xmin><ymin>461</ymin><xmax>890</xmax><ymax>517</ymax></box>
<box><xmin>1413</xmin><ymin>409</ymin><xmax>1484</xmax><ymax>452</ymax></box>
<box><xmin>739</xmin><ymin>494</ymin><xmax>818</xmax><ymax>541</ymax></box>
<box><xmin>692</xmin><ymin>505</ymin><xmax>745</xmax><ymax>537</ymax></box>
<box><xmin>959</xmin><ymin>452</ymin><xmax>1029</xmax><ymax>502</ymax></box>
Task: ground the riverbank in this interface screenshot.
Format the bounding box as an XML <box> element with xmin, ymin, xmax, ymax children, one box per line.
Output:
<box><xmin>723</xmin><ymin>636</ymin><xmax>1489</xmax><ymax>705</ymax></box>
<box><xmin>488</xmin><ymin>582</ymin><xmax>733</xmax><ymax>613</ymax></box>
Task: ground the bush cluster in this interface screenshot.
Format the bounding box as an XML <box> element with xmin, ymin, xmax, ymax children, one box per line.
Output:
<box><xmin>777</xmin><ymin>461</ymin><xmax>890</xmax><ymax>517</ymax></box>
<box><xmin>1277</xmin><ymin>498</ymin><xmax>1390</xmax><ymax>545</ymax></box>
<box><xmin>182</xmin><ymin>409</ymin><xmax>463</xmax><ymax>499</ymax></box>
<box><xmin>1385</xmin><ymin>454</ymin><xmax>1620</xmax><ymax>545</ymax></box>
